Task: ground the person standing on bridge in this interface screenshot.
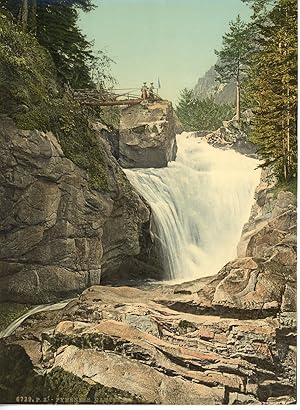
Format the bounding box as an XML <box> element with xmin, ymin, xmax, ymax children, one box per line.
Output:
<box><xmin>141</xmin><ymin>82</ymin><xmax>148</xmax><ymax>100</ymax></box>
<box><xmin>148</xmin><ymin>82</ymin><xmax>155</xmax><ymax>101</ymax></box>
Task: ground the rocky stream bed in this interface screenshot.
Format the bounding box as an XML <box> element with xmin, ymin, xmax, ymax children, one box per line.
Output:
<box><xmin>0</xmin><ymin>167</ymin><xmax>296</xmax><ymax>404</ymax></box>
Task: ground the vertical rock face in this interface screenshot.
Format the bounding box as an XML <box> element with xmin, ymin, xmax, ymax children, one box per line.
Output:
<box><xmin>237</xmin><ymin>168</ymin><xmax>297</xmax><ymax>261</ymax></box>
<box><xmin>119</xmin><ymin>101</ymin><xmax>177</xmax><ymax>168</ymax></box>
<box><xmin>193</xmin><ymin>64</ymin><xmax>236</xmax><ymax>104</ymax></box>
<box><xmin>0</xmin><ymin>118</ymin><xmax>162</xmax><ymax>303</ymax></box>
<box><xmin>0</xmin><ymin>162</ymin><xmax>296</xmax><ymax>405</ymax></box>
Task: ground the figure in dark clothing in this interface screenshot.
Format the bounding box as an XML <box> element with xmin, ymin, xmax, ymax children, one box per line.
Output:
<box><xmin>141</xmin><ymin>82</ymin><xmax>148</xmax><ymax>100</ymax></box>
<box><xmin>148</xmin><ymin>82</ymin><xmax>155</xmax><ymax>101</ymax></box>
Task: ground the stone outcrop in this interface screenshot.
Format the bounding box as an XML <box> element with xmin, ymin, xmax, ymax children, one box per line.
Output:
<box><xmin>0</xmin><ymin>120</ymin><xmax>296</xmax><ymax>404</ymax></box>
<box><xmin>201</xmin><ymin>110</ymin><xmax>256</xmax><ymax>157</ymax></box>
<box><xmin>119</xmin><ymin>100</ymin><xmax>177</xmax><ymax>168</ymax></box>
<box><xmin>0</xmin><ymin>117</ymin><xmax>162</xmax><ymax>303</ymax></box>
<box><xmin>237</xmin><ymin>168</ymin><xmax>296</xmax><ymax>258</ymax></box>
<box><xmin>1</xmin><ymin>268</ymin><xmax>296</xmax><ymax>404</ymax></box>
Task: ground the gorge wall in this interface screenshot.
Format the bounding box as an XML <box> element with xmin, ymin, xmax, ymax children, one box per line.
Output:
<box><xmin>0</xmin><ymin>165</ymin><xmax>296</xmax><ymax>404</ymax></box>
<box><xmin>193</xmin><ymin>64</ymin><xmax>236</xmax><ymax>105</ymax></box>
<box><xmin>0</xmin><ymin>101</ymin><xmax>178</xmax><ymax>303</ymax></box>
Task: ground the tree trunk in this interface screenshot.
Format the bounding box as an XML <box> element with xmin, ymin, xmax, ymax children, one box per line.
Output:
<box><xmin>286</xmin><ymin>84</ymin><xmax>290</xmax><ymax>179</ymax></box>
<box><xmin>236</xmin><ymin>79</ymin><xmax>241</xmax><ymax>123</ymax></box>
<box><xmin>236</xmin><ymin>63</ymin><xmax>241</xmax><ymax>123</ymax></box>
<box><xmin>20</xmin><ymin>0</ymin><xmax>29</xmax><ymax>30</ymax></box>
<box><xmin>30</xmin><ymin>0</ymin><xmax>37</xmax><ymax>35</ymax></box>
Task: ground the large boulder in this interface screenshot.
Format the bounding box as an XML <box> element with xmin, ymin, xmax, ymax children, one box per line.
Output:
<box><xmin>0</xmin><ymin>118</ymin><xmax>162</xmax><ymax>303</ymax></box>
<box><xmin>119</xmin><ymin>101</ymin><xmax>177</xmax><ymax>168</ymax></box>
<box><xmin>202</xmin><ymin>110</ymin><xmax>256</xmax><ymax>157</ymax></box>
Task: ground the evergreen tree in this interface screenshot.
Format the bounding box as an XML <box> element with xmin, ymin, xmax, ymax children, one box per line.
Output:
<box><xmin>242</xmin><ymin>0</ymin><xmax>275</xmax><ymax>18</ymax></box>
<box><xmin>215</xmin><ymin>15</ymin><xmax>250</xmax><ymax>122</ymax></box>
<box><xmin>0</xmin><ymin>0</ymin><xmax>111</xmax><ymax>89</ymax></box>
<box><xmin>36</xmin><ymin>1</ymin><xmax>95</xmax><ymax>88</ymax></box>
<box><xmin>246</xmin><ymin>0</ymin><xmax>297</xmax><ymax>181</ymax></box>
<box><xmin>176</xmin><ymin>88</ymin><xmax>234</xmax><ymax>132</ymax></box>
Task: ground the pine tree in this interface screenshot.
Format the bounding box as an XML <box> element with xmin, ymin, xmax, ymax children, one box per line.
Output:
<box><xmin>176</xmin><ymin>89</ymin><xmax>234</xmax><ymax>132</ymax></box>
<box><xmin>0</xmin><ymin>0</ymin><xmax>106</xmax><ymax>89</ymax></box>
<box><xmin>246</xmin><ymin>0</ymin><xmax>297</xmax><ymax>181</ymax></box>
<box><xmin>215</xmin><ymin>15</ymin><xmax>250</xmax><ymax>122</ymax></box>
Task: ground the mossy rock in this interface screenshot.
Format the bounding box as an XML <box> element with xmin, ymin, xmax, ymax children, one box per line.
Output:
<box><xmin>16</xmin><ymin>95</ymin><xmax>109</xmax><ymax>192</ymax></box>
<box><xmin>23</xmin><ymin>366</ymin><xmax>146</xmax><ymax>404</ymax></box>
<box><xmin>0</xmin><ymin>303</ymin><xmax>32</xmax><ymax>332</ymax></box>
<box><xmin>0</xmin><ymin>342</ymin><xmax>33</xmax><ymax>403</ymax></box>
<box><xmin>272</xmin><ymin>177</ymin><xmax>297</xmax><ymax>198</ymax></box>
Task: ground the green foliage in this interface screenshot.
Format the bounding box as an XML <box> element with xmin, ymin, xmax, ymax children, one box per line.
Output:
<box><xmin>0</xmin><ymin>11</ymin><xmax>112</xmax><ymax>191</ymax></box>
<box><xmin>20</xmin><ymin>366</ymin><xmax>146</xmax><ymax>404</ymax></box>
<box><xmin>175</xmin><ymin>88</ymin><xmax>235</xmax><ymax>132</ymax></box>
<box><xmin>44</xmin><ymin>367</ymin><xmax>91</xmax><ymax>403</ymax></box>
<box><xmin>215</xmin><ymin>15</ymin><xmax>251</xmax><ymax>120</ymax></box>
<box><xmin>0</xmin><ymin>343</ymin><xmax>33</xmax><ymax>403</ymax></box>
<box><xmin>35</xmin><ymin>0</ymin><xmax>96</xmax><ymax>88</ymax></box>
<box><xmin>246</xmin><ymin>0</ymin><xmax>297</xmax><ymax>181</ymax></box>
<box><xmin>272</xmin><ymin>177</ymin><xmax>297</xmax><ymax>198</ymax></box>
<box><xmin>216</xmin><ymin>0</ymin><xmax>297</xmax><ymax>182</ymax></box>
<box><xmin>16</xmin><ymin>94</ymin><xmax>109</xmax><ymax>191</ymax></box>
<box><xmin>0</xmin><ymin>0</ymin><xmax>115</xmax><ymax>89</ymax></box>
<box><xmin>0</xmin><ymin>303</ymin><xmax>32</xmax><ymax>331</ymax></box>
<box><xmin>0</xmin><ymin>11</ymin><xmax>56</xmax><ymax>112</ymax></box>
<box><xmin>241</xmin><ymin>0</ymin><xmax>276</xmax><ymax>19</ymax></box>
<box><xmin>215</xmin><ymin>15</ymin><xmax>250</xmax><ymax>83</ymax></box>
<box><xmin>99</xmin><ymin>106</ymin><xmax>121</xmax><ymax>129</ymax></box>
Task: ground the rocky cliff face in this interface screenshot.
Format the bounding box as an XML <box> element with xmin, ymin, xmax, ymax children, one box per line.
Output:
<box><xmin>119</xmin><ymin>101</ymin><xmax>177</xmax><ymax>168</ymax></box>
<box><xmin>0</xmin><ymin>167</ymin><xmax>296</xmax><ymax>404</ymax></box>
<box><xmin>194</xmin><ymin>64</ymin><xmax>236</xmax><ymax>105</ymax></box>
<box><xmin>0</xmin><ymin>117</ymin><xmax>162</xmax><ymax>303</ymax></box>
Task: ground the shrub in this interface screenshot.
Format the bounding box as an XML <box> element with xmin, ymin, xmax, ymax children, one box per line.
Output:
<box><xmin>0</xmin><ymin>12</ymin><xmax>109</xmax><ymax>191</ymax></box>
<box><xmin>0</xmin><ymin>12</ymin><xmax>56</xmax><ymax>112</ymax></box>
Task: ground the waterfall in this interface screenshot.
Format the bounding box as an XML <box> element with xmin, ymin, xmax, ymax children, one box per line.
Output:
<box><xmin>125</xmin><ymin>132</ymin><xmax>261</xmax><ymax>283</ymax></box>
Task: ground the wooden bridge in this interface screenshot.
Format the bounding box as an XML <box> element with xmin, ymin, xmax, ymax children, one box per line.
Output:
<box><xmin>73</xmin><ymin>88</ymin><xmax>161</xmax><ymax>107</ymax></box>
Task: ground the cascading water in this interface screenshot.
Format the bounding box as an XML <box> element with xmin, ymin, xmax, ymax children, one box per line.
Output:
<box><xmin>0</xmin><ymin>299</ymin><xmax>73</xmax><ymax>338</ymax></box>
<box><xmin>125</xmin><ymin>132</ymin><xmax>261</xmax><ymax>283</ymax></box>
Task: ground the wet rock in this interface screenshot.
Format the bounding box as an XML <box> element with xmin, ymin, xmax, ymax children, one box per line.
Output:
<box><xmin>119</xmin><ymin>101</ymin><xmax>177</xmax><ymax>168</ymax></box>
<box><xmin>0</xmin><ymin>118</ymin><xmax>162</xmax><ymax>303</ymax></box>
<box><xmin>201</xmin><ymin>110</ymin><xmax>257</xmax><ymax>157</ymax></box>
<box><xmin>3</xmin><ymin>277</ymin><xmax>296</xmax><ymax>405</ymax></box>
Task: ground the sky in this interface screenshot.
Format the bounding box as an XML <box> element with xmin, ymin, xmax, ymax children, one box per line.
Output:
<box><xmin>79</xmin><ymin>0</ymin><xmax>252</xmax><ymax>103</ymax></box>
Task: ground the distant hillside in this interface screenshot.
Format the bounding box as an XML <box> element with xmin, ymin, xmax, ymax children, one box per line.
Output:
<box><xmin>193</xmin><ymin>64</ymin><xmax>236</xmax><ymax>105</ymax></box>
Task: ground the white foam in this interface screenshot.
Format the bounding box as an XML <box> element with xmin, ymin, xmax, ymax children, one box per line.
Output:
<box><xmin>125</xmin><ymin>132</ymin><xmax>261</xmax><ymax>282</ymax></box>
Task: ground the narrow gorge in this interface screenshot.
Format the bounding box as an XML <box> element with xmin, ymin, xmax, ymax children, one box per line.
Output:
<box><xmin>126</xmin><ymin>133</ymin><xmax>260</xmax><ymax>282</ymax></box>
<box><xmin>0</xmin><ymin>100</ymin><xmax>296</xmax><ymax>405</ymax></box>
<box><xmin>0</xmin><ymin>0</ymin><xmax>297</xmax><ymax>405</ymax></box>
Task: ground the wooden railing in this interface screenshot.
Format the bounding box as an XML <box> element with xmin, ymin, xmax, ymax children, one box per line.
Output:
<box><xmin>73</xmin><ymin>88</ymin><xmax>161</xmax><ymax>107</ymax></box>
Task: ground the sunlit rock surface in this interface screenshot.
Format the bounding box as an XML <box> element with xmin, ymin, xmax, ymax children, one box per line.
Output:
<box><xmin>0</xmin><ymin>118</ymin><xmax>161</xmax><ymax>303</ymax></box>
<box><xmin>119</xmin><ymin>100</ymin><xmax>177</xmax><ymax>168</ymax></box>
<box><xmin>2</xmin><ymin>264</ymin><xmax>296</xmax><ymax>404</ymax></box>
<box><xmin>0</xmin><ymin>126</ymin><xmax>296</xmax><ymax>404</ymax></box>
